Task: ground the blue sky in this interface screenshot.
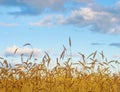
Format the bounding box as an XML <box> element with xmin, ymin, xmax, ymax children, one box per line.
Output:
<box><xmin>0</xmin><ymin>0</ymin><xmax>120</xmax><ymax>64</ymax></box>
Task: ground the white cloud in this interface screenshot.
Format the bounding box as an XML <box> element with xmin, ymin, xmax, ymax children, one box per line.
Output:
<box><xmin>0</xmin><ymin>22</ymin><xmax>19</xmax><ymax>27</ymax></box>
<box><xmin>4</xmin><ymin>45</ymin><xmax>43</xmax><ymax>57</ymax></box>
<box><xmin>29</xmin><ymin>6</ymin><xmax>120</xmax><ymax>34</ymax></box>
<box><xmin>55</xmin><ymin>7</ymin><xmax>120</xmax><ymax>34</ymax></box>
<box><xmin>71</xmin><ymin>8</ymin><xmax>96</xmax><ymax>21</ymax></box>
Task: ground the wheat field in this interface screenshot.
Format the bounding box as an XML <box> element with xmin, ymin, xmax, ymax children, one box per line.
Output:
<box><xmin>0</xmin><ymin>39</ymin><xmax>120</xmax><ymax>92</ymax></box>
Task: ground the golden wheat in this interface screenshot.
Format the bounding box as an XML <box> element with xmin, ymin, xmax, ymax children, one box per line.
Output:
<box><xmin>0</xmin><ymin>41</ymin><xmax>120</xmax><ymax>92</ymax></box>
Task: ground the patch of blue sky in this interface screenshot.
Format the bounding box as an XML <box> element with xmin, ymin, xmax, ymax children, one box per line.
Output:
<box><xmin>95</xmin><ymin>0</ymin><xmax>118</xmax><ymax>6</ymax></box>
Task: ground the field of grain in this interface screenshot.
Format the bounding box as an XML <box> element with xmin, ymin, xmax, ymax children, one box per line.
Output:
<box><xmin>0</xmin><ymin>39</ymin><xmax>120</xmax><ymax>92</ymax></box>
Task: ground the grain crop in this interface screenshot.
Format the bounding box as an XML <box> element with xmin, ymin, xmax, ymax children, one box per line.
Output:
<box><xmin>0</xmin><ymin>40</ymin><xmax>120</xmax><ymax>92</ymax></box>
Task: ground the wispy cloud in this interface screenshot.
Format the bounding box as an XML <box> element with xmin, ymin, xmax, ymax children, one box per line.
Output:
<box><xmin>30</xmin><ymin>15</ymin><xmax>54</xmax><ymax>27</ymax></box>
<box><xmin>91</xmin><ymin>42</ymin><xmax>120</xmax><ymax>48</ymax></box>
<box><xmin>91</xmin><ymin>43</ymin><xmax>105</xmax><ymax>45</ymax></box>
<box><xmin>109</xmin><ymin>43</ymin><xmax>120</xmax><ymax>48</ymax></box>
<box><xmin>0</xmin><ymin>22</ymin><xmax>19</xmax><ymax>27</ymax></box>
<box><xmin>4</xmin><ymin>45</ymin><xmax>43</xmax><ymax>57</ymax></box>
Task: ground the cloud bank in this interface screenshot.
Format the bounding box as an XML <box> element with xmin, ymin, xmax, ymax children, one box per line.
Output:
<box><xmin>1</xmin><ymin>0</ymin><xmax>120</xmax><ymax>34</ymax></box>
<box><xmin>29</xmin><ymin>0</ymin><xmax>120</xmax><ymax>34</ymax></box>
<box><xmin>0</xmin><ymin>0</ymin><xmax>92</xmax><ymax>15</ymax></box>
<box><xmin>4</xmin><ymin>45</ymin><xmax>43</xmax><ymax>57</ymax></box>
